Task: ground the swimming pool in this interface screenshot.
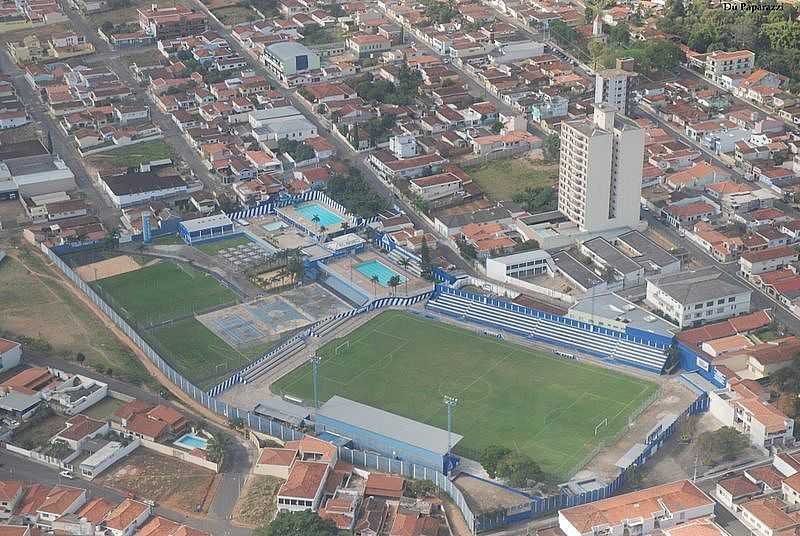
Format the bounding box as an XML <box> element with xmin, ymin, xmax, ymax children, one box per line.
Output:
<box><xmin>295</xmin><ymin>202</ymin><xmax>344</xmax><ymax>227</ymax></box>
<box><xmin>355</xmin><ymin>260</ymin><xmax>406</xmax><ymax>287</ymax></box>
<box><xmin>174</xmin><ymin>433</ymin><xmax>208</xmax><ymax>450</ymax></box>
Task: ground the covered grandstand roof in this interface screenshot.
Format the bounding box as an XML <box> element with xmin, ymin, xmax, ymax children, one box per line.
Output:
<box><xmin>317</xmin><ymin>396</ymin><xmax>463</xmax><ymax>455</ymax></box>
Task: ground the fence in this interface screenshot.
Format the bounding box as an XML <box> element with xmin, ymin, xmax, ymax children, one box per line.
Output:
<box><xmin>43</xmin><ymin>242</ymin><xmax>714</xmax><ymax>534</ymax></box>
<box><xmin>206</xmin><ymin>289</ymin><xmax>434</xmax><ymax>397</ymax></box>
<box><xmin>38</xmin><ymin>244</ymin><xmax>480</xmax><ymax>528</ymax></box>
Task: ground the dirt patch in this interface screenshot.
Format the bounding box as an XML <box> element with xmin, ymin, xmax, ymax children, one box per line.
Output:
<box><xmin>443</xmin><ymin>500</ymin><xmax>472</xmax><ymax>536</ymax></box>
<box><xmin>98</xmin><ymin>450</ymin><xmax>217</xmax><ymax>514</ymax></box>
<box><xmin>0</xmin><ymin>242</ymin><xmax>150</xmax><ymax>385</ymax></box>
<box><xmin>201</xmin><ymin>0</ymin><xmax>238</xmax><ymax>9</ymax></box>
<box><xmin>12</xmin><ymin>411</ymin><xmax>69</xmax><ymax>450</ymax></box>
<box><xmin>231</xmin><ymin>474</ymin><xmax>283</xmax><ymax>528</ymax></box>
<box><xmin>583</xmin><ymin>376</ymin><xmax>701</xmax><ymax>481</ymax></box>
<box><xmin>452</xmin><ymin>473</ymin><xmax>530</xmax><ymax>515</ymax></box>
<box><xmin>75</xmin><ymin>255</ymin><xmax>156</xmax><ymax>282</ymax></box>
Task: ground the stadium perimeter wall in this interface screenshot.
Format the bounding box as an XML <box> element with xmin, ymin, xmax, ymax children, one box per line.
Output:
<box><xmin>42</xmin><ymin>244</ymin><xmax>712</xmax><ymax>533</ymax></box>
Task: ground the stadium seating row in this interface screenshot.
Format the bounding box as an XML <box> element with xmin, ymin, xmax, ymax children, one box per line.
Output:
<box><xmin>426</xmin><ymin>291</ymin><xmax>668</xmax><ymax>373</ymax></box>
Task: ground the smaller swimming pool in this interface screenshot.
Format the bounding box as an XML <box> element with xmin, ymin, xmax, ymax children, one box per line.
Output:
<box><xmin>355</xmin><ymin>260</ymin><xmax>406</xmax><ymax>287</ymax></box>
<box><xmin>295</xmin><ymin>202</ymin><xmax>344</xmax><ymax>227</ymax></box>
<box><xmin>174</xmin><ymin>433</ymin><xmax>208</xmax><ymax>451</ymax></box>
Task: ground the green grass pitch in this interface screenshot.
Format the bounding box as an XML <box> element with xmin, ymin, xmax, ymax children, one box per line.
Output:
<box><xmin>92</xmin><ymin>261</ymin><xmax>238</xmax><ymax>325</ymax></box>
<box><xmin>273</xmin><ymin>310</ymin><xmax>658</xmax><ymax>477</ymax></box>
<box><xmin>151</xmin><ymin>318</ymin><xmax>276</xmax><ymax>390</ymax></box>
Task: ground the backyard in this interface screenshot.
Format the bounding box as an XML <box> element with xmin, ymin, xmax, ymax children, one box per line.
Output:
<box><xmin>11</xmin><ymin>410</ymin><xmax>69</xmax><ymax>450</ymax></box>
<box><xmin>464</xmin><ymin>157</ymin><xmax>558</xmax><ymax>201</ymax></box>
<box><xmin>0</xmin><ymin>242</ymin><xmax>151</xmax><ymax>386</ymax></box>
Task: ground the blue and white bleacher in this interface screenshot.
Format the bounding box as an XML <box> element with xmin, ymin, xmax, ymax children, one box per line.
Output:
<box><xmin>426</xmin><ymin>290</ymin><xmax>669</xmax><ymax>373</ymax></box>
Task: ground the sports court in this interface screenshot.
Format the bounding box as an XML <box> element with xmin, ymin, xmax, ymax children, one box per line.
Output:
<box><xmin>197</xmin><ymin>283</ymin><xmax>349</xmax><ymax>350</ymax></box>
<box><xmin>272</xmin><ymin>310</ymin><xmax>658</xmax><ymax>478</ymax></box>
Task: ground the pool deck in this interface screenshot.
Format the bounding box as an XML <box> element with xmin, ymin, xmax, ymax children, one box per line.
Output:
<box><xmin>277</xmin><ymin>203</ymin><xmax>350</xmax><ymax>236</ymax></box>
<box><xmin>323</xmin><ymin>249</ymin><xmax>433</xmax><ymax>299</ymax></box>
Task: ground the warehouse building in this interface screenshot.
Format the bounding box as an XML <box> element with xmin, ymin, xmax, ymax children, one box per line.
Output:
<box><xmin>315</xmin><ymin>396</ymin><xmax>462</xmax><ymax>473</ymax></box>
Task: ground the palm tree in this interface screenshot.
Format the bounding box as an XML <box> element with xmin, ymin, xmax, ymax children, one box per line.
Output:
<box><xmin>388</xmin><ymin>275</ymin><xmax>401</xmax><ymax>296</ymax></box>
<box><xmin>341</xmin><ymin>221</ymin><xmax>350</xmax><ymax>232</ymax></box>
<box><xmin>370</xmin><ymin>275</ymin><xmax>380</xmax><ymax>296</ymax></box>
<box><xmin>311</xmin><ymin>214</ymin><xmax>321</xmax><ymax>230</ymax></box>
<box><xmin>319</xmin><ymin>225</ymin><xmax>327</xmax><ymax>235</ymax></box>
<box><xmin>398</xmin><ymin>258</ymin><xmax>411</xmax><ymax>295</ymax></box>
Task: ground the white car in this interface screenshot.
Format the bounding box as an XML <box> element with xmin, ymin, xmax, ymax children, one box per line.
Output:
<box><xmin>59</xmin><ymin>470</ymin><xmax>74</xmax><ymax>479</ymax></box>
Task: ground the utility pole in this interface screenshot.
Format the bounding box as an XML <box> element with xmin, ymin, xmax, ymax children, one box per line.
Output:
<box><xmin>443</xmin><ymin>394</ymin><xmax>458</xmax><ymax>459</ymax></box>
<box><xmin>311</xmin><ymin>355</ymin><xmax>321</xmax><ymax>409</ymax></box>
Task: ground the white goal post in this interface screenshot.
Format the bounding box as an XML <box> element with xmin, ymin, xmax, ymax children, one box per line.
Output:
<box><xmin>594</xmin><ymin>418</ymin><xmax>608</xmax><ymax>436</ymax></box>
<box><xmin>334</xmin><ymin>340</ymin><xmax>350</xmax><ymax>355</ymax></box>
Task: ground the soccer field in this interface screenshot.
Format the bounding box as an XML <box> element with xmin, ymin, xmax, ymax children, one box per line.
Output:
<box><xmin>273</xmin><ymin>310</ymin><xmax>658</xmax><ymax>477</ymax></box>
<box><xmin>92</xmin><ymin>261</ymin><xmax>238</xmax><ymax>325</ymax></box>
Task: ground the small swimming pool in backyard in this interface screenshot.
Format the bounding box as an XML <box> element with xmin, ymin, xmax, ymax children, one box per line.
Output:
<box><xmin>294</xmin><ymin>202</ymin><xmax>344</xmax><ymax>227</ymax></box>
<box><xmin>174</xmin><ymin>433</ymin><xmax>208</xmax><ymax>450</ymax></box>
<box><xmin>354</xmin><ymin>260</ymin><xmax>406</xmax><ymax>287</ymax></box>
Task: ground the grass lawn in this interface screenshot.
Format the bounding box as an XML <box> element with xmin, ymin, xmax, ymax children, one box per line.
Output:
<box><xmin>0</xmin><ymin>243</ymin><xmax>152</xmax><ymax>387</ymax></box>
<box><xmin>211</xmin><ymin>4</ymin><xmax>259</xmax><ymax>24</ymax></box>
<box><xmin>82</xmin><ymin>397</ymin><xmax>125</xmax><ymax>420</ymax></box>
<box><xmin>232</xmin><ymin>475</ymin><xmax>283</xmax><ymax>528</ymax></box>
<box><xmin>195</xmin><ymin>235</ymin><xmax>253</xmax><ymax>256</ymax></box>
<box><xmin>87</xmin><ymin>140</ymin><xmax>174</xmax><ymax>169</ymax></box>
<box><xmin>92</xmin><ymin>261</ymin><xmax>238</xmax><ymax>325</ymax></box>
<box><xmin>464</xmin><ymin>157</ymin><xmax>558</xmax><ymax>201</ymax></box>
<box><xmin>273</xmin><ymin>310</ymin><xmax>657</xmax><ymax>477</ymax></box>
<box><xmin>150</xmin><ymin>233</ymin><xmax>185</xmax><ymax>246</ymax></box>
<box><xmin>148</xmin><ymin>318</ymin><xmax>265</xmax><ymax>390</ymax></box>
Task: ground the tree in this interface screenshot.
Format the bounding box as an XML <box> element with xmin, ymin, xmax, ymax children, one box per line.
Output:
<box><xmin>696</xmin><ymin>427</ymin><xmax>748</xmax><ymax>464</ymax></box>
<box><xmin>76</xmin><ymin>352</ymin><xmax>86</xmax><ymax>365</ymax></box>
<box><xmin>456</xmin><ymin>237</ymin><xmax>477</xmax><ymax>260</ymax></box>
<box><xmin>398</xmin><ymin>257</ymin><xmax>411</xmax><ymax>294</ymax></box>
<box><xmin>512</xmin><ymin>186</ymin><xmax>555</xmax><ymax>213</ymax></box>
<box><xmin>206</xmin><ymin>435</ymin><xmax>226</xmax><ymax>465</ymax></box>
<box><xmin>287</xmin><ymin>256</ymin><xmax>305</xmax><ymax>282</ymax></box>
<box><xmin>513</xmin><ymin>240</ymin><xmax>540</xmax><ymax>253</ymax></box>
<box><xmin>388</xmin><ymin>275</ymin><xmax>401</xmax><ymax>296</ymax></box>
<box><xmin>608</xmin><ymin>22</ymin><xmax>630</xmax><ymax>46</ymax></box>
<box><xmin>490</xmin><ymin>121</ymin><xmax>503</xmax><ymax>134</ymax></box>
<box><xmin>262</xmin><ymin>511</ymin><xmax>337</xmax><ymax>536</ymax></box>
<box><xmin>311</xmin><ymin>214</ymin><xmax>321</xmax><ymax>229</ymax></box>
<box><xmin>764</xmin><ymin>21</ymin><xmax>800</xmax><ymax>50</ymax></box>
<box><xmin>100</xmin><ymin>21</ymin><xmax>115</xmax><ymax>34</ymax></box>
<box><xmin>771</xmin><ymin>355</ymin><xmax>800</xmax><ymax>394</ymax></box>
<box><xmin>420</xmin><ymin>240</ymin><xmax>433</xmax><ymax>280</ymax></box>
<box><xmin>404</xmin><ymin>479</ymin><xmax>438</xmax><ymax>498</ymax></box>
<box><xmin>542</xmin><ymin>134</ymin><xmax>560</xmax><ymax>163</ymax></box>
<box><xmin>550</xmin><ymin>20</ymin><xmax>579</xmax><ymax>48</ymax></box>
<box><xmin>496</xmin><ymin>452</ymin><xmax>542</xmax><ymax>487</ymax></box>
<box><xmin>370</xmin><ymin>275</ymin><xmax>380</xmax><ymax>295</ymax></box>
<box><xmin>480</xmin><ymin>445</ymin><xmax>511</xmax><ymax>478</ymax></box>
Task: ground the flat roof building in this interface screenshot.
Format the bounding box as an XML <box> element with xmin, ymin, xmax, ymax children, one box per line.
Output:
<box><xmin>262</xmin><ymin>42</ymin><xmax>320</xmax><ymax>85</ymax></box>
<box><xmin>645</xmin><ymin>266</ymin><xmax>751</xmax><ymax>328</ymax></box>
<box><xmin>316</xmin><ymin>396</ymin><xmax>463</xmax><ymax>473</ymax></box>
<box><xmin>178</xmin><ymin>214</ymin><xmax>235</xmax><ymax>245</ymax></box>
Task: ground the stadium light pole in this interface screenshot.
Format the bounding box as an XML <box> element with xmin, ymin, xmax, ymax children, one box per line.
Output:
<box><xmin>443</xmin><ymin>395</ymin><xmax>458</xmax><ymax>458</ymax></box>
<box><xmin>311</xmin><ymin>355</ymin><xmax>321</xmax><ymax>409</ymax></box>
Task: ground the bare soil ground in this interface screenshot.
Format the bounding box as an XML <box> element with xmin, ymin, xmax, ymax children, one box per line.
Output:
<box><xmin>0</xmin><ymin>241</ymin><xmax>150</xmax><ymax>385</ymax></box>
<box><xmin>98</xmin><ymin>450</ymin><xmax>217</xmax><ymax>514</ymax></box>
<box><xmin>231</xmin><ymin>474</ymin><xmax>283</xmax><ymax>528</ymax></box>
<box><xmin>75</xmin><ymin>255</ymin><xmax>155</xmax><ymax>282</ymax></box>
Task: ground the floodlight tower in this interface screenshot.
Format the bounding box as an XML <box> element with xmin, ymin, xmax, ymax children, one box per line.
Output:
<box><xmin>311</xmin><ymin>355</ymin><xmax>322</xmax><ymax>409</ymax></box>
<box><xmin>443</xmin><ymin>394</ymin><xmax>458</xmax><ymax>456</ymax></box>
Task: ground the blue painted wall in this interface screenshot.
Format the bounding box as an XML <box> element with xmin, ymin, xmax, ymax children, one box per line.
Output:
<box><xmin>315</xmin><ymin>414</ymin><xmax>449</xmax><ymax>473</ymax></box>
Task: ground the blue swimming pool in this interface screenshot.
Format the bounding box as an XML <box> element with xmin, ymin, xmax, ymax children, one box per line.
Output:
<box><xmin>174</xmin><ymin>433</ymin><xmax>208</xmax><ymax>450</ymax></box>
<box><xmin>295</xmin><ymin>202</ymin><xmax>344</xmax><ymax>227</ymax></box>
<box><xmin>355</xmin><ymin>260</ymin><xmax>406</xmax><ymax>287</ymax></box>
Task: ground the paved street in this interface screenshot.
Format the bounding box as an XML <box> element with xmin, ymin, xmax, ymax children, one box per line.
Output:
<box><xmin>642</xmin><ymin>210</ymin><xmax>800</xmax><ymax>333</ymax></box>
<box><xmin>0</xmin><ymin>49</ymin><xmax>121</xmax><ymax>228</ymax></box>
<box><xmin>24</xmin><ymin>353</ymin><xmax>254</xmax><ymax>531</ymax></box>
<box><xmin>0</xmin><ymin>449</ymin><xmax>250</xmax><ymax>536</ymax></box>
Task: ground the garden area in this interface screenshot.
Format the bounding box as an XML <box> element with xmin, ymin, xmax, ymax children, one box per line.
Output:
<box><xmin>86</xmin><ymin>140</ymin><xmax>175</xmax><ymax>170</ymax></box>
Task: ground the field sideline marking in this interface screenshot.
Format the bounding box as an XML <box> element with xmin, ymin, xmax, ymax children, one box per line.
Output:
<box><xmin>399</xmin><ymin>311</ymin><xmax>654</xmax><ymax>390</ymax></box>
